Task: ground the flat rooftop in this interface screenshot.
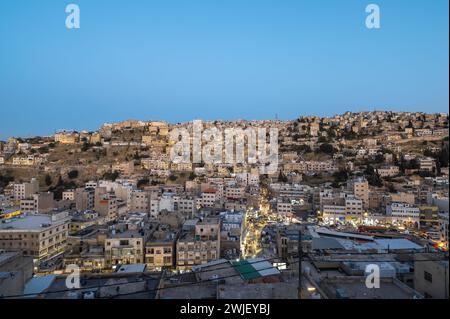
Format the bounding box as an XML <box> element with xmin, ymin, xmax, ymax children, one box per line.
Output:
<box><xmin>321</xmin><ymin>277</ymin><xmax>422</xmax><ymax>299</ymax></box>
<box><xmin>108</xmin><ymin>229</ymin><xmax>143</xmax><ymax>239</ymax></box>
<box><xmin>0</xmin><ymin>214</ymin><xmax>59</xmax><ymax>231</ymax></box>
<box><xmin>0</xmin><ymin>251</ymin><xmax>21</xmax><ymax>266</ymax></box>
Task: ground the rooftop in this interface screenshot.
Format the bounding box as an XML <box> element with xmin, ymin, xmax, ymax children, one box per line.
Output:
<box><xmin>0</xmin><ymin>214</ymin><xmax>63</xmax><ymax>231</ymax></box>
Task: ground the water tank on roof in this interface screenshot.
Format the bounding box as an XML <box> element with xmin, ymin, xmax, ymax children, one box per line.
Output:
<box><xmin>66</xmin><ymin>291</ymin><xmax>80</xmax><ymax>299</ymax></box>
<box><xmin>83</xmin><ymin>291</ymin><xmax>95</xmax><ymax>299</ymax></box>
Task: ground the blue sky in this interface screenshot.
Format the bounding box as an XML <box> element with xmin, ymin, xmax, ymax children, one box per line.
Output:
<box><xmin>0</xmin><ymin>0</ymin><xmax>448</xmax><ymax>139</ymax></box>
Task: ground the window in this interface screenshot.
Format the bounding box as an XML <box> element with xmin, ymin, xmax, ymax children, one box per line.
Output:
<box><xmin>424</xmin><ymin>271</ymin><xmax>433</xmax><ymax>283</ymax></box>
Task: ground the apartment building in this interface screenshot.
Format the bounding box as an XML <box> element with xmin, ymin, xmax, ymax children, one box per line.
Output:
<box><xmin>112</xmin><ymin>162</ymin><xmax>134</xmax><ymax>175</ymax></box>
<box><xmin>419</xmin><ymin>206</ymin><xmax>440</xmax><ymax>227</ymax></box>
<box><xmin>174</xmin><ymin>197</ymin><xmax>196</xmax><ymax>217</ymax></box>
<box><xmin>176</xmin><ymin>218</ymin><xmax>220</xmax><ymax>270</ymax></box>
<box><xmin>220</xmin><ymin>211</ymin><xmax>245</xmax><ymax>259</ymax></box>
<box><xmin>414</xmin><ymin>255</ymin><xmax>449</xmax><ymax>299</ymax></box>
<box><xmin>105</xmin><ymin>227</ymin><xmax>146</xmax><ymax>267</ymax></box>
<box><xmin>13</xmin><ymin>178</ymin><xmax>39</xmax><ymax>201</ymax></box>
<box><xmin>95</xmin><ymin>193</ymin><xmax>119</xmax><ymax>222</ymax></box>
<box><xmin>224</xmin><ymin>199</ymin><xmax>247</xmax><ymax>212</ymax></box>
<box><xmin>54</xmin><ymin>132</ymin><xmax>79</xmax><ymax>144</ymax></box>
<box><xmin>390</xmin><ymin>192</ymin><xmax>416</xmax><ymax>205</ymax></box>
<box><xmin>201</xmin><ymin>188</ymin><xmax>219</xmax><ymax>208</ymax></box>
<box><xmin>387</xmin><ymin>203</ymin><xmax>420</xmax><ymax>227</ymax></box>
<box><xmin>345</xmin><ymin>197</ymin><xmax>364</xmax><ymax>217</ymax></box>
<box><xmin>69</xmin><ymin>211</ymin><xmax>103</xmax><ymax>234</ymax></box>
<box><xmin>19</xmin><ymin>192</ymin><xmax>54</xmax><ymax>214</ymax></box>
<box><xmin>419</xmin><ymin>157</ymin><xmax>436</xmax><ymax>172</ymax></box>
<box><xmin>129</xmin><ymin>190</ymin><xmax>151</xmax><ymax>213</ymax></box>
<box><xmin>277</xmin><ymin>201</ymin><xmax>293</xmax><ymax>216</ymax></box>
<box><xmin>352</xmin><ymin>178</ymin><xmax>370</xmax><ymax>209</ymax></box>
<box><xmin>145</xmin><ymin>225</ymin><xmax>177</xmax><ymax>271</ymax></box>
<box><xmin>377</xmin><ymin>166</ymin><xmax>400</xmax><ymax>178</ymax></box>
<box><xmin>75</xmin><ymin>188</ymin><xmax>95</xmax><ymax>211</ymax></box>
<box><xmin>0</xmin><ymin>211</ymin><xmax>70</xmax><ymax>262</ymax></box>
<box><xmin>225</xmin><ymin>186</ymin><xmax>245</xmax><ymax>200</ymax></box>
<box><xmin>62</xmin><ymin>190</ymin><xmax>76</xmax><ymax>201</ymax></box>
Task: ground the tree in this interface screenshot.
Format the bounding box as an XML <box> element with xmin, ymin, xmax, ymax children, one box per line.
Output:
<box><xmin>318</xmin><ymin>143</ymin><xmax>335</xmax><ymax>155</ymax></box>
<box><xmin>137</xmin><ymin>178</ymin><xmax>149</xmax><ymax>188</ymax></box>
<box><xmin>45</xmin><ymin>174</ymin><xmax>52</xmax><ymax>186</ymax></box>
<box><xmin>81</xmin><ymin>142</ymin><xmax>92</xmax><ymax>152</ymax></box>
<box><xmin>364</xmin><ymin>165</ymin><xmax>383</xmax><ymax>187</ymax></box>
<box><xmin>332</xmin><ymin>169</ymin><xmax>349</xmax><ymax>185</ymax></box>
<box><xmin>103</xmin><ymin>170</ymin><xmax>119</xmax><ymax>181</ymax></box>
<box><xmin>38</xmin><ymin>146</ymin><xmax>49</xmax><ymax>154</ymax></box>
<box><xmin>68</xmin><ymin>170</ymin><xmax>79</xmax><ymax>179</ymax></box>
<box><xmin>278</xmin><ymin>171</ymin><xmax>288</xmax><ymax>183</ymax></box>
<box><xmin>168</xmin><ymin>175</ymin><xmax>178</xmax><ymax>181</ymax></box>
<box><xmin>0</xmin><ymin>171</ymin><xmax>14</xmax><ymax>189</ymax></box>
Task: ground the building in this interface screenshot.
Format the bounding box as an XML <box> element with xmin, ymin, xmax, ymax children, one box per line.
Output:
<box><xmin>438</xmin><ymin>213</ymin><xmax>448</xmax><ymax>250</ymax></box>
<box><xmin>145</xmin><ymin>225</ymin><xmax>177</xmax><ymax>271</ymax></box>
<box><xmin>174</xmin><ymin>197</ymin><xmax>196</xmax><ymax>217</ymax></box>
<box><xmin>387</xmin><ymin>203</ymin><xmax>420</xmax><ymax>228</ymax></box>
<box><xmin>54</xmin><ymin>131</ymin><xmax>79</xmax><ymax>144</ymax></box>
<box><xmin>220</xmin><ymin>211</ymin><xmax>245</xmax><ymax>259</ymax></box>
<box><xmin>176</xmin><ymin>218</ymin><xmax>220</xmax><ymax>270</ymax></box>
<box><xmin>0</xmin><ymin>212</ymin><xmax>70</xmax><ymax>262</ymax></box>
<box><xmin>201</xmin><ymin>188</ymin><xmax>219</xmax><ymax>208</ymax></box>
<box><xmin>276</xmin><ymin>226</ymin><xmax>301</xmax><ymax>260</ymax></box>
<box><xmin>129</xmin><ymin>190</ymin><xmax>151</xmax><ymax>213</ymax></box>
<box><xmin>13</xmin><ymin>178</ymin><xmax>39</xmax><ymax>201</ymax></box>
<box><xmin>105</xmin><ymin>228</ymin><xmax>146</xmax><ymax>267</ymax></box>
<box><xmin>64</xmin><ymin>225</ymin><xmax>107</xmax><ymax>271</ymax></box>
<box><xmin>75</xmin><ymin>187</ymin><xmax>95</xmax><ymax>211</ymax></box>
<box><xmin>0</xmin><ymin>251</ymin><xmax>33</xmax><ymax>297</ymax></box>
<box><xmin>352</xmin><ymin>178</ymin><xmax>369</xmax><ymax>209</ymax></box>
<box><xmin>377</xmin><ymin>166</ymin><xmax>400</xmax><ymax>178</ymax></box>
<box><xmin>111</xmin><ymin>162</ymin><xmax>134</xmax><ymax>175</ymax></box>
<box><xmin>20</xmin><ymin>192</ymin><xmax>54</xmax><ymax>214</ymax></box>
<box><xmin>419</xmin><ymin>206</ymin><xmax>439</xmax><ymax>228</ymax></box>
<box><xmin>95</xmin><ymin>193</ymin><xmax>119</xmax><ymax>222</ymax></box>
<box><xmin>62</xmin><ymin>190</ymin><xmax>76</xmax><ymax>201</ymax></box>
<box><xmin>414</xmin><ymin>254</ymin><xmax>449</xmax><ymax>299</ymax></box>
<box><xmin>345</xmin><ymin>197</ymin><xmax>364</xmax><ymax>218</ymax></box>
<box><xmin>69</xmin><ymin>211</ymin><xmax>103</xmax><ymax>234</ymax></box>
<box><xmin>419</xmin><ymin>157</ymin><xmax>436</xmax><ymax>172</ymax></box>
<box><xmin>225</xmin><ymin>186</ymin><xmax>245</xmax><ymax>200</ymax></box>
<box><xmin>277</xmin><ymin>201</ymin><xmax>293</xmax><ymax>217</ymax></box>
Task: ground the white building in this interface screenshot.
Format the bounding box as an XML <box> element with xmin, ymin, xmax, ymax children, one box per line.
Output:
<box><xmin>387</xmin><ymin>203</ymin><xmax>420</xmax><ymax>227</ymax></box>
<box><xmin>13</xmin><ymin>178</ymin><xmax>39</xmax><ymax>201</ymax></box>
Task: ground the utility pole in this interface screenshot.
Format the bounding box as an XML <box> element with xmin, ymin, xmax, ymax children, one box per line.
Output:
<box><xmin>298</xmin><ymin>229</ymin><xmax>302</xmax><ymax>299</ymax></box>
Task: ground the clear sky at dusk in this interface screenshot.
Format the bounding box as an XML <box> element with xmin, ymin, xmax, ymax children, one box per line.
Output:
<box><xmin>0</xmin><ymin>0</ymin><xmax>448</xmax><ymax>139</ymax></box>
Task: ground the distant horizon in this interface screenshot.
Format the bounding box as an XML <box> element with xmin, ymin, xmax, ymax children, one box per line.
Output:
<box><xmin>1</xmin><ymin>108</ymin><xmax>448</xmax><ymax>141</ymax></box>
<box><xmin>1</xmin><ymin>0</ymin><xmax>448</xmax><ymax>140</ymax></box>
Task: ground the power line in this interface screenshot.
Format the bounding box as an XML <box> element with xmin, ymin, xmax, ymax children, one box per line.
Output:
<box><xmin>98</xmin><ymin>260</ymin><xmax>302</xmax><ymax>299</ymax></box>
<box><xmin>1</xmin><ymin>248</ymin><xmax>447</xmax><ymax>299</ymax></box>
<box><xmin>95</xmin><ymin>255</ymin><xmax>449</xmax><ymax>299</ymax></box>
<box><xmin>2</xmin><ymin>253</ymin><xmax>447</xmax><ymax>299</ymax></box>
<box><xmin>0</xmin><ymin>255</ymin><xmax>292</xmax><ymax>299</ymax></box>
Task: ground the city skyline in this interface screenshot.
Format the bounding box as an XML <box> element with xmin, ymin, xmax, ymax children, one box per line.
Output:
<box><xmin>0</xmin><ymin>0</ymin><xmax>449</xmax><ymax>139</ymax></box>
<box><xmin>1</xmin><ymin>109</ymin><xmax>448</xmax><ymax>141</ymax></box>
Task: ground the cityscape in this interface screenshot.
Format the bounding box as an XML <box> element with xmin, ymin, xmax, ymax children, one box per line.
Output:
<box><xmin>0</xmin><ymin>111</ymin><xmax>448</xmax><ymax>299</ymax></box>
<box><xmin>0</xmin><ymin>0</ymin><xmax>448</xmax><ymax>309</ymax></box>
